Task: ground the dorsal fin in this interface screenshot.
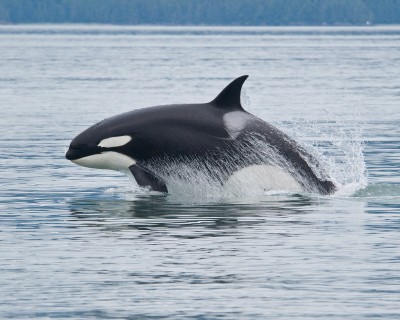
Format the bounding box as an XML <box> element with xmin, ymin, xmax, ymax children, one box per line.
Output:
<box><xmin>211</xmin><ymin>75</ymin><xmax>248</xmax><ymax>111</ymax></box>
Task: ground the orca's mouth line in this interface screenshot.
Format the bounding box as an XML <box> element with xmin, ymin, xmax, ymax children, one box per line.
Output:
<box><xmin>65</xmin><ymin>145</ymin><xmax>104</xmax><ymax>161</ymax></box>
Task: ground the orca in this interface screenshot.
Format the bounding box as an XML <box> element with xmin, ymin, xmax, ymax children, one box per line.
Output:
<box><xmin>66</xmin><ymin>76</ymin><xmax>337</xmax><ymax>195</ymax></box>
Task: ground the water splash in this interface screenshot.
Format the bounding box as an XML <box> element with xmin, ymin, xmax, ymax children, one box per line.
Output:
<box><xmin>277</xmin><ymin>111</ymin><xmax>367</xmax><ymax>197</ymax></box>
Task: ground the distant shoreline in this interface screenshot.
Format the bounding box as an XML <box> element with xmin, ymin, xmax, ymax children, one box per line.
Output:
<box><xmin>4</xmin><ymin>23</ymin><xmax>400</xmax><ymax>27</ymax></box>
<box><xmin>1</xmin><ymin>0</ymin><xmax>399</xmax><ymax>26</ymax></box>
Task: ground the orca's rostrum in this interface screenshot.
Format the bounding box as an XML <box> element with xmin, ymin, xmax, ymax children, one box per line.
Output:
<box><xmin>66</xmin><ymin>76</ymin><xmax>337</xmax><ymax>195</ymax></box>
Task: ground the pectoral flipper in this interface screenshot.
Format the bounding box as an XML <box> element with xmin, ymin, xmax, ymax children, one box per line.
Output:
<box><xmin>129</xmin><ymin>163</ymin><xmax>168</xmax><ymax>193</ymax></box>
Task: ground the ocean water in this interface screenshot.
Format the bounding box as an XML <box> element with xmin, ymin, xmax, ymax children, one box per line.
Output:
<box><xmin>1</xmin><ymin>25</ymin><xmax>399</xmax><ymax>319</ymax></box>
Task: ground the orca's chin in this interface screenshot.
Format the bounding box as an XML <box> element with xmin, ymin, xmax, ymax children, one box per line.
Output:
<box><xmin>69</xmin><ymin>151</ymin><xmax>136</xmax><ymax>171</ymax></box>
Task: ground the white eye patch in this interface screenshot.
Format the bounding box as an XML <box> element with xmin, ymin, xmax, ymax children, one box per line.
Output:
<box><xmin>98</xmin><ymin>135</ymin><xmax>132</xmax><ymax>148</ymax></box>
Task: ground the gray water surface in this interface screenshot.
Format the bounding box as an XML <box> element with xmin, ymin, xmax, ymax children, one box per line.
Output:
<box><xmin>1</xmin><ymin>25</ymin><xmax>399</xmax><ymax>319</ymax></box>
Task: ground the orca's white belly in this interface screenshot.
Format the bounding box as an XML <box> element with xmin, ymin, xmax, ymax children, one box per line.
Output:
<box><xmin>224</xmin><ymin>165</ymin><xmax>302</xmax><ymax>194</ymax></box>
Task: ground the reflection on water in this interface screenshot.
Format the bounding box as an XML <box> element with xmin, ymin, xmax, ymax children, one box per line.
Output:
<box><xmin>68</xmin><ymin>193</ymin><xmax>316</xmax><ymax>237</ymax></box>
